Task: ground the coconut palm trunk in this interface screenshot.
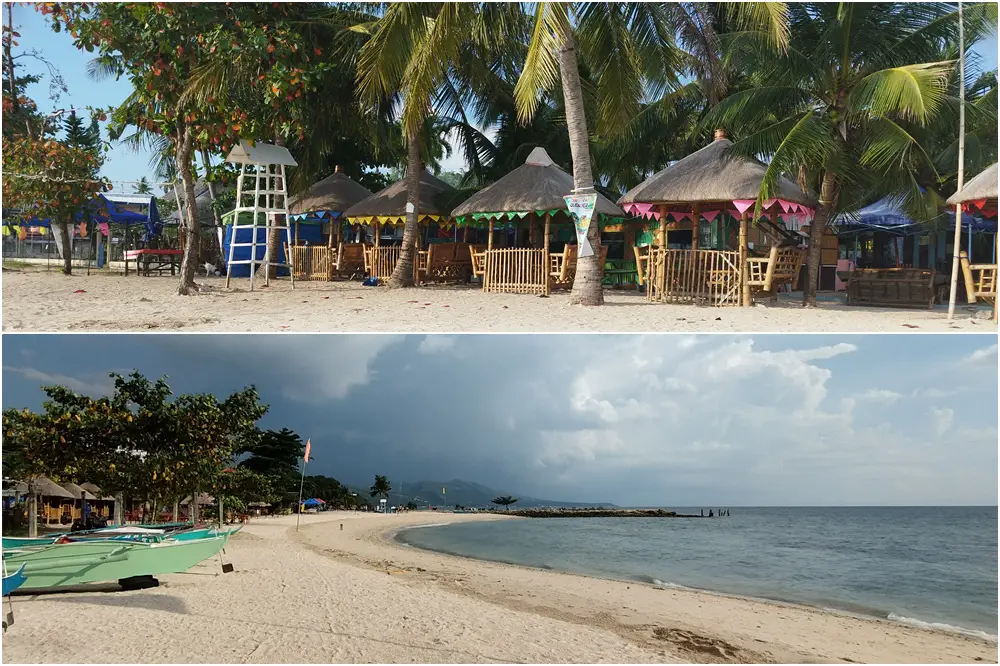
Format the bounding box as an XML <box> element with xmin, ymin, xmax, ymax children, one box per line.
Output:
<box><xmin>556</xmin><ymin>33</ymin><xmax>604</xmax><ymax>306</ymax></box>
<box><xmin>175</xmin><ymin>122</ymin><xmax>201</xmax><ymax>295</ymax></box>
<box><xmin>803</xmin><ymin>171</ymin><xmax>838</xmax><ymax>307</ymax></box>
<box><xmin>387</xmin><ymin>128</ymin><xmax>421</xmax><ymax>288</ymax></box>
<box><xmin>26</xmin><ymin>479</ymin><xmax>38</xmax><ymax>538</ymax></box>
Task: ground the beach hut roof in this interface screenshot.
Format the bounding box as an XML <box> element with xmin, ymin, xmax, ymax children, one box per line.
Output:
<box><xmin>180</xmin><ymin>493</ymin><xmax>216</xmax><ymax>506</ymax></box>
<box><xmin>344</xmin><ymin>169</ymin><xmax>456</xmax><ymax>221</ymax></box>
<box><xmin>947</xmin><ymin>163</ymin><xmax>998</xmax><ymax>204</ymax></box>
<box><xmin>619</xmin><ymin>133</ymin><xmax>817</xmax><ymax>210</ymax></box>
<box><xmin>14</xmin><ymin>477</ymin><xmax>75</xmax><ymax>499</ymax></box>
<box><xmin>59</xmin><ymin>482</ymin><xmax>99</xmax><ymax>501</ymax></box>
<box><xmin>289</xmin><ymin>167</ymin><xmax>375</xmax><ymax>217</ymax></box>
<box><xmin>451</xmin><ymin>147</ymin><xmax>626</xmax><ymax>222</ymax></box>
<box><xmin>79</xmin><ymin>482</ymin><xmax>115</xmax><ymax>501</ymax></box>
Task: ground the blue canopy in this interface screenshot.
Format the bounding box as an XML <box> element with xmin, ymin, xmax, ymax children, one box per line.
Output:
<box><xmin>6</xmin><ymin>194</ymin><xmax>161</xmax><ymax>236</ymax></box>
<box><xmin>835</xmin><ymin>197</ymin><xmax>994</xmax><ymax>234</ymax></box>
<box><xmin>301</xmin><ymin>498</ymin><xmax>323</xmax><ymax>507</ymax></box>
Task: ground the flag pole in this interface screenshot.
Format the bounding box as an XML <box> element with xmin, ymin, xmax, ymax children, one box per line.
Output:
<box><xmin>947</xmin><ymin>0</ymin><xmax>966</xmax><ymax>319</ymax></box>
<box><xmin>296</xmin><ymin>438</ymin><xmax>310</xmax><ymax>532</ymax></box>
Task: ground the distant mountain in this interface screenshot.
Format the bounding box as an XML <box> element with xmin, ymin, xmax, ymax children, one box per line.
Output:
<box><xmin>347</xmin><ymin>478</ymin><xmax>616</xmax><ymax>509</ymax></box>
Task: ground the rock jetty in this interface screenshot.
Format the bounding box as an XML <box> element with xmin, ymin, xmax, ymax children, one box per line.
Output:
<box><xmin>492</xmin><ymin>508</ymin><xmax>703</xmax><ymax>518</ymax></box>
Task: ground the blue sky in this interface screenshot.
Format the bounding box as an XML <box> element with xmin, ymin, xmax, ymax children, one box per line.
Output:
<box><xmin>2</xmin><ymin>334</ymin><xmax>996</xmax><ymax>507</ymax></box>
<box><xmin>5</xmin><ymin>4</ymin><xmax>997</xmax><ymax>193</ymax></box>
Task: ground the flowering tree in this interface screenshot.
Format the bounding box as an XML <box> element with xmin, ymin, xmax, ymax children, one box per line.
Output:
<box><xmin>43</xmin><ymin>2</ymin><xmax>353</xmax><ymax>293</ymax></box>
<box><xmin>3</xmin><ymin>135</ymin><xmax>109</xmax><ymax>274</ymax></box>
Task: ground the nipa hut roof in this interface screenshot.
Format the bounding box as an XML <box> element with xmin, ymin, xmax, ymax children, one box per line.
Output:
<box><xmin>289</xmin><ymin>167</ymin><xmax>375</xmax><ymax>217</ymax></box>
<box><xmin>79</xmin><ymin>482</ymin><xmax>115</xmax><ymax>501</ymax></box>
<box><xmin>344</xmin><ymin>170</ymin><xmax>456</xmax><ymax>223</ymax></box>
<box><xmin>451</xmin><ymin>147</ymin><xmax>626</xmax><ymax>223</ymax></box>
<box><xmin>619</xmin><ymin>134</ymin><xmax>817</xmax><ymax>212</ymax></box>
<box><xmin>947</xmin><ymin>163</ymin><xmax>998</xmax><ymax>204</ymax></box>
<box><xmin>60</xmin><ymin>482</ymin><xmax>98</xmax><ymax>501</ymax></box>
<box><xmin>14</xmin><ymin>477</ymin><xmax>75</xmax><ymax>499</ymax></box>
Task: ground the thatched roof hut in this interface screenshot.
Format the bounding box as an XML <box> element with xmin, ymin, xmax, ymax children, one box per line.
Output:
<box><xmin>451</xmin><ymin>147</ymin><xmax>626</xmax><ymax>225</ymax></box>
<box><xmin>947</xmin><ymin>163</ymin><xmax>997</xmax><ymax>212</ymax></box>
<box><xmin>344</xmin><ymin>170</ymin><xmax>456</xmax><ymax>226</ymax></box>
<box><xmin>289</xmin><ymin>166</ymin><xmax>374</xmax><ymax>221</ymax></box>
<box><xmin>619</xmin><ymin>131</ymin><xmax>817</xmax><ymax>218</ymax></box>
<box><xmin>79</xmin><ymin>482</ymin><xmax>115</xmax><ymax>501</ymax></box>
<box><xmin>60</xmin><ymin>482</ymin><xmax>98</xmax><ymax>501</ymax></box>
<box><xmin>14</xmin><ymin>477</ymin><xmax>74</xmax><ymax>499</ymax></box>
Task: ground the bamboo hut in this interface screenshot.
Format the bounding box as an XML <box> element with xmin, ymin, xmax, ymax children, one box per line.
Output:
<box><xmin>79</xmin><ymin>482</ymin><xmax>116</xmax><ymax>519</ymax></box>
<box><xmin>15</xmin><ymin>477</ymin><xmax>75</xmax><ymax>526</ymax></box>
<box><xmin>947</xmin><ymin>163</ymin><xmax>998</xmax><ymax>316</ymax></box>
<box><xmin>619</xmin><ymin>130</ymin><xmax>817</xmax><ymax>306</ymax></box>
<box><xmin>288</xmin><ymin>166</ymin><xmax>374</xmax><ymax>281</ymax></box>
<box><xmin>451</xmin><ymin>147</ymin><xmax>628</xmax><ymax>295</ymax></box>
<box><xmin>343</xmin><ymin>169</ymin><xmax>456</xmax><ymax>281</ymax></box>
<box><xmin>59</xmin><ymin>482</ymin><xmax>99</xmax><ymax>523</ymax></box>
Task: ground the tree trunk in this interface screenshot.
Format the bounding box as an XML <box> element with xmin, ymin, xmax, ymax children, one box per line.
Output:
<box><xmin>27</xmin><ymin>479</ymin><xmax>38</xmax><ymax>538</ymax></box>
<box><xmin>114</xmin><ymin>492</ymin><xmax>124</xmax><ymax>525</ymax></box>
<box><xmin>201</xmin><ymin>149</ymin><xmax>223</xmax><ymax>267</ymax></box>
<box><xmin>57</xmin><ymin>218</ymin><xmax>73</xmax><ymax>275</ymax></box>
<box><xmin>557</xmin><ymin>32</ymin><xmax>603</xmax><ymax>306</ymax></box>
<box><xmin>172</xmin><ymin>499</ymin><xmax>179</xmax><ymax>522</ymax></box>
<box><xmin>387</xmin><ymin>128</ymin><xmax>421</xmax><ymax>288</ymax></box>
<box><xmin>803</xmin><ymin>171</ymin><xmax>838</xmax><ymax>307</ymax></box>
<box><xmin>176</xmin><ymin>123</ymin><xmax>200</xmax><ymax>295</ymax></box>
<box><xmin>256</xmin><ymin>134</ymin><xmax>286</xmax><ymax>281</ymax></box>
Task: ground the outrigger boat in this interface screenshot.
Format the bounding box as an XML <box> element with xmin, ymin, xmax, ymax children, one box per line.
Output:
<box><xmin>3</xmin><ymin>532</ymin><xmax>232</xmax><ymax>590</ymax></box>
<box><xmin>2</xmin><ymin>564</ymin><xmax>27</xmax><ymax>597</ymax></box>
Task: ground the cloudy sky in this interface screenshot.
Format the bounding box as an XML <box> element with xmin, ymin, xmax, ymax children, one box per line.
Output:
<box><xmin>2</xmin><ymin>334</ymin><xmax>996</xmax><ymax>507</ymax></box>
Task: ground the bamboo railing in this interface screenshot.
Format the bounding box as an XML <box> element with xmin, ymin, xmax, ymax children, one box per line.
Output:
<box><xmin>363</xmin><ymin>246</ymin><xmax>403</xmax><ymax>280</ymax></box>
<box><xmin>291</xmin><ymin>246</ymin><xmax>333</xmax><ymax>281</ymax></box>
<box><xmin>647</xmin><ymin>248</ymin><xmax>741</xmax><ymax>306</ymax></box>
<box><xmin>483</xmin><ymin>248</ymin><xmax>549</xmax><ymax>295</ymax></box>
<box><xmin>960</xmin><ymin>251</ymin><xmax>998</xmax><ymax>305</ymax></box>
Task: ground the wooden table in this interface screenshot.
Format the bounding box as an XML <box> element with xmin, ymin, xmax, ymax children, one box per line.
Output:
<box><xmin>125</xmin><ymin>249</ymin><xmax>183</xmax><ymax>276</ymax></box>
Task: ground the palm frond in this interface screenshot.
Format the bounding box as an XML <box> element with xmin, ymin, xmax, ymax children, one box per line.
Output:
<box><xmin>849</xmin><ymin>61</ymin><xmax>953</xmax><ymax>124</ymax></box>
<box><xmin>513</xmin><ymin>2</ymin><xmax>567</xmax><ymax>125</ymax></box>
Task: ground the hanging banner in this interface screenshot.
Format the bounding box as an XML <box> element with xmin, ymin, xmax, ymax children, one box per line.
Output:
<box><xmin>564</xmin><ymin>192</ymin><xmax>598</xmax><ymax>257</ymax></box>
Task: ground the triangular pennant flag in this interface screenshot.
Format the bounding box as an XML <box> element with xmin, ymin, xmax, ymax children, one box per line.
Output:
<box><xmin>701</xmin><ymin>210</ymin><xmax>720</xmax><ymax>223</ymax></box>
<box><xmin>732</xmin><ymin>199</ymin><xmax>756</xmax><ymax>214</ymax></box>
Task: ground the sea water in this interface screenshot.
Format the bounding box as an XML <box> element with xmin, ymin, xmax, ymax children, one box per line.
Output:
<box><xmin>396</xmin><ymin>506</ymin><xmax>998</xmax><ymax>639</ymax></box>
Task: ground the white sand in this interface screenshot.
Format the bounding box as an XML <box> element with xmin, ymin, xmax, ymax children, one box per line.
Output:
<box><xmin>2</xmin><ymin>511</ymin><xmax>995</xmax><ymax>664</ymax></box>
<box><xmin>3</xmin><ymin>270</ymin><xmax>995</xmax><ymax>332</ymax></box>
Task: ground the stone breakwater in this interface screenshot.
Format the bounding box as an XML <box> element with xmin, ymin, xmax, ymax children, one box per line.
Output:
<box><xmin>491</xmin><ymin>508</ymin><xmax>704</xmax><ymax>518</ymax></box>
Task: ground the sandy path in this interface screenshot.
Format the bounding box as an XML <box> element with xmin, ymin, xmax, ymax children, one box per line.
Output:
<box><xmin>299</xmin><ymin>511</ymin><xmax>998</xmax><ymax>665</ymax></box>
<box><xmin>0</xmin><ymin>513</ymin><xmax>672</xmax><ymax>664</ymax></box>
<box><xmin>3</xmin><ymin>270</ymin><xmax>994</xmax><ymax>332</ymax></box>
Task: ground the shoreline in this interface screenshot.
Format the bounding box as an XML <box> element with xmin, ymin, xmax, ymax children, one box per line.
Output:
<box><xmin>389</xmin><ymin>519</ymin><xmax>998</xmax><ymax>644</ymax></box>
<box><xmin>296</xmin><ymin>510</ymin><xmax>996</xmax><ymax>664</ymax></box>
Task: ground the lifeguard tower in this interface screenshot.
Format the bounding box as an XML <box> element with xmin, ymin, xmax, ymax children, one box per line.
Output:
<box><xmin>224</xmin><ymin>141</ymin><xmax>298</xmax><ymax>291</ymax></box>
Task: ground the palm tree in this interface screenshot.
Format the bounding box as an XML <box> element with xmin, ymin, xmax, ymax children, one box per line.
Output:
<box><xmin>514</xmin><ymin>3</ymin><xmax>790</xmax><ymax>305</ymax></box>
<box><xmin>705</xmin><ymin>2</ymin><xmax>994</xmax><ymax>306</ymax></box>
<box><xmin>134</xmin><ymin>177</ymin><xmax>152</xmax><ymax>195</ymax></box>
<box><xmin>491</xmin><ymin>495</ymin><xmax>518</xmax><ymax>511</ymax></box>
<box><xmin>355</xmin><ymin>3</ymin><xmax>527</xmax><ymax>288</ymax></box>
<box><xmin>369</xmin><ymin>474</ymin><xmax>392</xmax><ymax>504</ymax></box>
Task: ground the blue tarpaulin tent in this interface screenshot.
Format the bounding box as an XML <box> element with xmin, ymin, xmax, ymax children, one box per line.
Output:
<box><xmin>835</xmin><ymin>197</ymin><xmax>994</xmax><ymax>234</ymax></box>
<box><xmin>7</xmin><ymin>193</ymin><xmax>156</xmax><ymax>232</ymax></box>
<box><xmin>301</xmin><ymin>498</ymin><xmax>323</xmax><ymax>507</ymax></box>
<box><xmin>222</xmin><ymin>212</ymin><xmax>291</xmax><ymax>278</ymax></box>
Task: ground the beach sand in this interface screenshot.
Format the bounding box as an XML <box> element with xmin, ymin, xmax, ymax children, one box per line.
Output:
<box><xmin>3</xmin><ymin>270</ymin><xmax>995</xmax><ymax>332</ymax></box>
<box><xmin>2</xmin><ymin>511</ymin><xmax>995</xmax><ymax>664</ymax></box>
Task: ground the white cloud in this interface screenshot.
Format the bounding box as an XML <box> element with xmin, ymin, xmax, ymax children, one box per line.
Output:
<box><xmin>855</xmin><ymin>389</ymin><xmax>903</xmax><ymax>404</ymax></box>
<box><xmin>2</xmin><ymin>366</ymin><xmax>114</xmax><ymax>396</ymax></box>
<box><xmin>418</xmin><ymin>336</ymin><xmax>456</xmax><ymax>354</ymax></box>
<box><xmin>912</xmin><ymin>388</ymin><xmax>957</xmax><ymax>399</ymax></box>
<box><xmin>932</xmin><ymin>408</ymin><xmax>954</xmax><ymax>438</ymax></box>
<box><xmin>964</xmin><ymin>343</ymin><xmax>997</xmax><ymax>365</ymax></box>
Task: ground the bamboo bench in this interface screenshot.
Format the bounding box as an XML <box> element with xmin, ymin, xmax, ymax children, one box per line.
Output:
<box><xmin>333</xmin><ymin>243</ymin><xmax>368</xmax><ymax>279</ymax></box>
<box><xmin>416</xmin><ymin>242</ymin><xmax>473</xmax><ymax>284</ymax></box>
<box><xmin>745</xmin><ymin>246</ymin><xmax>805</xmax><ymax>302</ymax></box>
<box><xmin>846</xmin><ymin>267</ymin><xmax>936</xmax><ymax>309</ymax></box>
<box><xmin>960</xmin><ymin>251</ymin><xmax>997</xmax><ymax>305</ymax></box>
<box><xmin>633</xmin><ymin>245</ymin><xmax>652</xmax><ymax>286</ymax></box>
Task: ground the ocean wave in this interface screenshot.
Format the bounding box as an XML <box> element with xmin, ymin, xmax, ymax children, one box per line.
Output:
<box><xmin>887</xmin><ymin>613</ymin><xmax>998</xmax><ymax>642</ymax></box>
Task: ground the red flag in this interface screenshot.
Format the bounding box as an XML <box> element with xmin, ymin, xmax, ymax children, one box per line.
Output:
<box><xmin>304</xmin><ymin>438</ymin><xmax>311</xmax><ymax>462</ymax></box>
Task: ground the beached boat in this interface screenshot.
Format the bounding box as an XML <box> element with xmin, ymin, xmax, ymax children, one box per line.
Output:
<box><xmin>2</xmin><ymin>564</ymin><xmax>27</xmax><ymax>597</ymax></box>
<box><xmin>3</xmin><ymin>532</ymin><xmax>231</xmax><ymax>589</ymax></box>
<box><xmin>2</xmin><ymin>526</ymin><xmax>165</xmax><ymax>550</ymax></box>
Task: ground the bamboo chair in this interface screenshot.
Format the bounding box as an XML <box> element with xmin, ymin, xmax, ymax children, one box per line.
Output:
<box><xmin>550</xmin><ymin>244</ymin><xmax>609</xmax><ymax>290</ymax></box>
<box><xmin>960</xmin><ymin>251</ymin><xmax>998</xmax><ymax>305</ymax></box>
<box><xmin>745</xmin><ymin>246</ymin><xmax>805</xmax><ymax>302</ymax></box>
<box><xmin>469</xmin><ymin>244</ymin><xmax>487</xmax><ymax>280</ymax></box>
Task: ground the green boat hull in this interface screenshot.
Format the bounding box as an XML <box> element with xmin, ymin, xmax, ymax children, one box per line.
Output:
<box><xmin>3</xmin><ymin>534</ymin><xmax>230</xmax><ymax>589</ymax></box>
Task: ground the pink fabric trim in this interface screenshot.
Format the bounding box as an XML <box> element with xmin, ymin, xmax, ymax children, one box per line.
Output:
<box><xmin>733</xmin><ymin>199</ymin><xmax>756</xmax><ymax>214</ymax></box>
<box><xmin>701</xmin><ymin>210</ymin><xmax>720</xmax><ymax>222</ymax></box>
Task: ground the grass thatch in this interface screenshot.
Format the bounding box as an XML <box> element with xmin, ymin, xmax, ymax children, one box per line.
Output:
<box><xmin>344</xmin><ymin>170</ymin><xmax>456</xmax><ymax>219</ymax></box>
<box><xmin>947</xmin><ymin>163</ymin><xmax>998</xmax><ymax>204</ymax></box>
<box><xmin>289</xmin><ymin>169</ymin><xmax>374</xmax><ymax>216</ymax></box>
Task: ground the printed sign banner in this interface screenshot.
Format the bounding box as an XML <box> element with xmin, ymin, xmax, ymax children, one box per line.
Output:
<box><xmin>564</xmin><ymin>193</ymin><xmax>598</xmax><ymax>257</ymax></box>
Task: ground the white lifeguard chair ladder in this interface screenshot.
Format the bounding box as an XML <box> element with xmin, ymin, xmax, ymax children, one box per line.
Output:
<box><xmin>224</xmin><ymin>141</ymin><xmax>298</xmax><ymax>291</ymax></box>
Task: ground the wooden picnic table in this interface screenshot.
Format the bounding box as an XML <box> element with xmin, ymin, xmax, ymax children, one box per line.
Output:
<box><xmin>125</xmin><ymin>249</ymin><xmax>183</xmax><ymax>276</ymax></box>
